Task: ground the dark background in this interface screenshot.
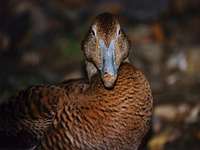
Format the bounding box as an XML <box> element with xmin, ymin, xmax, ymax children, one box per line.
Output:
<box><xmin>0</xmin><ymin>0</ymin><xmax>200</xmax><ymax>149</ymax></box>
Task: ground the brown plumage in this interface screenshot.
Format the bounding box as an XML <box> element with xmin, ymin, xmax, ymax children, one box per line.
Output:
<box><xmin>39</xmin><ymin>63</ymin><xmax>152</xmax><ymax>150</ymax></box>
<box><xmin>0</xmin><ymin>85</ymin><xmax>66</xmax><ymax>149</ymax></box>
<box><xmin>0</xmin><ymin>13</ymin><xmax>153</xmax><ymax>150</ymax></box>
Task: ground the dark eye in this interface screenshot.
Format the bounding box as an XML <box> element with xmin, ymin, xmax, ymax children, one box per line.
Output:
<box><xmin>91</xmin><ymin>29</ymin><xmax>95</xmax><ymax>36</ymax></box>
<box><xmin>118</xmin><ymin>29</ymin><xmax>121</xmax><ymax>35</ymax></box>
<box><xmin>117</xmin><ymin>29</ymin><xmax>122</xmax><ymax>36</ymax></box>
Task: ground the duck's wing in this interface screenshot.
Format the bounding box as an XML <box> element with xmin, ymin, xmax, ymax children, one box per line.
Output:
<box><xmin>0</xmin><ymin>84</ymin><xmax>66</xmax><ymax>149</ymax></box>
<box><xmin>58</xmin><ymin>78</ymin><xmax>89</xmax><ymax>94</ymax></box>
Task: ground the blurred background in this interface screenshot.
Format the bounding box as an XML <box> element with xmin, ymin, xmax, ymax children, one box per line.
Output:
<box><xmin>0</xmin><ymin>0</ymin><xmax>200</xmax><ymax>149</ymax></box>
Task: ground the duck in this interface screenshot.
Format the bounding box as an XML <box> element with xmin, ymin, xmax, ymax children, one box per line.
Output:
<box><xmin>0</xmin><ymin>13</ymin><xmax>153</xmax><ymax>150</ymax></box>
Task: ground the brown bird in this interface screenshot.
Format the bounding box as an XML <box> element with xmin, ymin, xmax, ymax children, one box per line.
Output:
<box><xmin>0</xmin><ymin>13</ymin><xmax>153</xmax><ymax>150</ymax></box>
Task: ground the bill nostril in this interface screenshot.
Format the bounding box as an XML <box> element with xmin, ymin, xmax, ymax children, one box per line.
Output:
<box><xmin>104</xmin><ymin>71</ymin><xmax>109</xmax><ymax>75</ymax></box>
<box><xmin>103</xmin><ymin>72</ymin><xmax>111</xmax><ymax>78</ymax></box>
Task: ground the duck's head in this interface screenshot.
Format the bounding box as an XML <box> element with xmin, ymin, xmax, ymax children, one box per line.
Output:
<box><xmin>82</xmin><ymin>13</ymin><xmax>131</xmax><ymax>88</ymax></box>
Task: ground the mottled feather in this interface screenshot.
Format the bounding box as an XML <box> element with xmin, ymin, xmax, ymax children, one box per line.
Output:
<box><xmin>38</xmin><ymin>63</ymin><xmax>153</xmax><ymax>150</ymax></box>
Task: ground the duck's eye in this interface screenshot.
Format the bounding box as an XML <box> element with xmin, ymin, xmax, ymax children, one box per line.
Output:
<box><xmin>118</xmin><ymin>29</ymin><xmax>121</xmax><ymax>35</ymax></box>
<box><xmin>117</xmin><ymin>28</ymin><xmax>122</xmax><ymax>37</ymax></box>
<box><xmin>91</xmin><ymin>29</ymin><xmax>96</xmax><ymax>36</ymax></box>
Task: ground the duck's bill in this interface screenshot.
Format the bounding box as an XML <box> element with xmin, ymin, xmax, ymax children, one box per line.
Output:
<box><xmin>99</xmin><ymin>39</ymin><xmax>118</xmax><ymax>88</ymax></box>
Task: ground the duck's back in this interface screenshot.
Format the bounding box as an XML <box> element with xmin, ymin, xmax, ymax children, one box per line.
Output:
<box><xmin>40</xmin><ymin>63</ymin><xmax>153</xmax><ymax>150</ymax></box>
